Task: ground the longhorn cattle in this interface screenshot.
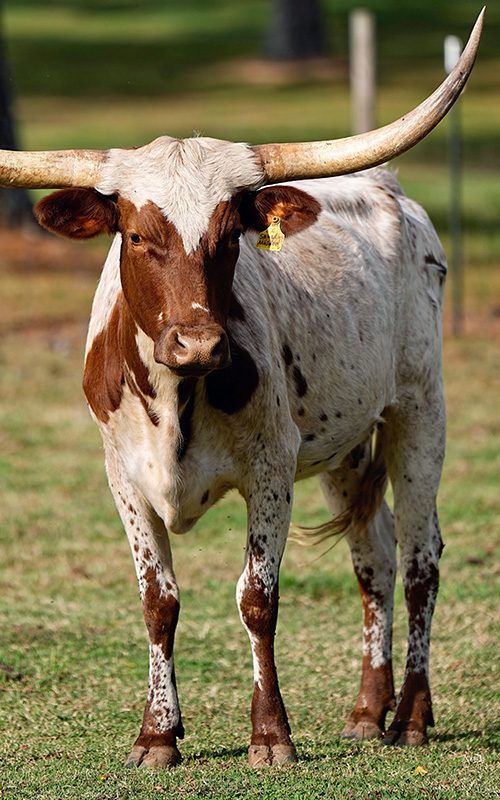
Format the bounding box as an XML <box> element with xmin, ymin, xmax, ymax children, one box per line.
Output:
<box><xmin>0</xmin><ymin>11</ymin><xmax>484</xmax><ymax>769</ymax></box>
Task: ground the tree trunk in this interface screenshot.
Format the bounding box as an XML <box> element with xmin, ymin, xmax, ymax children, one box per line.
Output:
<box><xmin>0</xmin><ymin>10</ymin><xmax>34</xmax><ymax>228</ymax></box>
<box><xmin>265</xmin><ymin>0</ymin><xmax>326</xmax><ymax>61</ymax></box>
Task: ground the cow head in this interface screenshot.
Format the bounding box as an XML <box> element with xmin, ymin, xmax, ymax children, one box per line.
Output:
<box><xmin>34</xmin><ymin>137</ymin><xmax>321</xmax><ymax>377</ymax></box>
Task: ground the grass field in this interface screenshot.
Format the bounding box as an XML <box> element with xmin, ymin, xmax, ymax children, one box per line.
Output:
<box><xmin>1</xmin><ymin>2</ymin><xmax>499</xmax><ymax>798</ymax></box>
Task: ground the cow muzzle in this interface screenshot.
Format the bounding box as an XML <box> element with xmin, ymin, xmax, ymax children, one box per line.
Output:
<box><xmin>154</xmin><ymin>324</ymin><xmax>230</xmax><ymax>376</ymax></box>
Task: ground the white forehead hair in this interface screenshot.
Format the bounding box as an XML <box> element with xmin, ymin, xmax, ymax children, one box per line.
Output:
<box><xmin>96</xmin><ymin>136</ymin><xmax>265</xmax><ymax>253</ymax></box>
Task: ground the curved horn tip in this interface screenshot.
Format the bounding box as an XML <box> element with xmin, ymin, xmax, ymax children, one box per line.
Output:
<box><xmin>472</xmin><ymin>6</ymin><xmax>486</xmax><ymax>39</ymax></box>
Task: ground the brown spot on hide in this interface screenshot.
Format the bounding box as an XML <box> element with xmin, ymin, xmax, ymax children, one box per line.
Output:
<box><xmin>347</xmin><ymin>561</ymin><xmax>396</xmax><ymax>730</ymax></box>
<box><xmin>83</xmin><ymin>294</ymin><xmax>157</xmax><ymax>424</ymax></box>
<box><xmin>292</xmin><ymin>365</ymin><xmax>308</xmax><ymax>397</ymax></box>
<box><xmin>142</xmin><ymin>566</ymin><xmax>179</xmax><ymax>661</ymax></box>
<box><xmin>239</xmin><ymin>578</ymin><xmax>292</xmax><ymax>746</ymax></box>
<box><xmin>349</xmin><ymin>443</ymin><xmax>366</xmax><ymax>470</ymax></box>
<box><xmin>281</xmin><ymin>343</ymin><xmax>293</xmax><ymax>367</ymax></box>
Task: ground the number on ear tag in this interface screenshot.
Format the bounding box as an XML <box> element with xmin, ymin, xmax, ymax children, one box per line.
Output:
<box><xmin>255</xmin><ymin>216</ymin><xmax>285</xmax><ymax>252</ymax></box>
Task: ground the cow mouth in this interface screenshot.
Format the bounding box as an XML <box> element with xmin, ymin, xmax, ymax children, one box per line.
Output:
<box><xmin>167</xmin><ymin>360</ymin><xmax>230</xmax><ymax>378</ymax></box>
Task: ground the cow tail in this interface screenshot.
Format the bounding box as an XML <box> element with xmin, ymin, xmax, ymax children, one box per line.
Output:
<box><xmin>288</xmin><ymin>431</ymin><xmax>388</xmax><ymax>549</ymax></box>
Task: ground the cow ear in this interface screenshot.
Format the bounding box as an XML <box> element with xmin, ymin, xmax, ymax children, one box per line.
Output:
<box><xmin>34</xmin><ymin>188</ymin><xmax>118</xmax><ymax>239</ymax></box>
<box><xmin>240</xmin><ymin>185</ymin><xmax>321</xmax><ymax>237</ymax></box>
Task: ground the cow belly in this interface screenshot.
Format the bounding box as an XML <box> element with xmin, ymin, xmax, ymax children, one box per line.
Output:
<box><xmin>295</xmin><ymin>414</ymin><xmax>380</xmax><ymax>480</ymax></box>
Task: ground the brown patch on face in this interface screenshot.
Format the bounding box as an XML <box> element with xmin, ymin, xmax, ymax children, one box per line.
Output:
<box><xmin>117</xmin><ymin>196</ymin><xmax>241</xmax><ymax>343</ymax></box>
<box><xmin>83</xmin><ymin>293</ymin><xmax>157</xmax><ymax>423</ymax></box>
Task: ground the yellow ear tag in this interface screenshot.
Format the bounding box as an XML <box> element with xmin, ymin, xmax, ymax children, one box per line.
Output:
<box><xmin>256</xmin><ymin>216</ymin><xmax>285</xmax><ymax>252</ymax></box>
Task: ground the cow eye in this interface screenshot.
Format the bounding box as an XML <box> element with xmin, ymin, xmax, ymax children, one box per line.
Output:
<box><xmin>230</xmin><ymin>229</ymin><xmax>242</xmax><ymax>244</ymax></box>
<box><xmin>130</xmin><ymin>233</ymin><xmax>141</xmax><ymax>244</ymax></box>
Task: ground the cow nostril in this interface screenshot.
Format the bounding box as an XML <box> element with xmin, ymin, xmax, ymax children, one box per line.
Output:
<box><xmin>175</xmin><ymin>333</ymin><xmax>189</xmax><ymax>352</ymax></box>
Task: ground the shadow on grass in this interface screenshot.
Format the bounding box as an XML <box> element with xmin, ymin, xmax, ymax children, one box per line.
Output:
<box><xmin>432</xmin><ymin>726</ymin><xmax>500</xmax><ymax>749</ymax></box>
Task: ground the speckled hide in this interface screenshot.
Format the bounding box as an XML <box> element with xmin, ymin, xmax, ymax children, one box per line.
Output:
<box><xmin>35</xmin><ymin>136</ymin><xmax>447</xmax><ymax>766</ymax></box>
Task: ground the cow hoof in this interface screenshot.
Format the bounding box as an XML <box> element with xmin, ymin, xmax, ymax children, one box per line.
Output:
<box><xmin>248</xmin><ymin>743</ymin><xmax>297</xmax><ymax>767</ymax></box>
<box><xmin>124</xmin><ymin>744</ymin><xmax>181</xmax><ymax>769</ymax></box>
<box><xmin>382</xmin><ymin>726</ymin><xmax>428</xmax><ymax>747</ymax></box>
<box><xmin>248</xmin><ymin>745</ymin><xmax>272</xmax><ymax>767</ymax></box>
<box><xmin>341</xmin><ymin>719</ymin><xmax>383</xmax><ymax>741</ymax></box>
<box><xmin>271</xmin><ymin>743</ymin><xmax>297</xmax><ymax>764</ymax></box>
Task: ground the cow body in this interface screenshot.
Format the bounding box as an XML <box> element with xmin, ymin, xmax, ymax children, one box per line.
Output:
<box><xmin>36</xmin><ymin>137</ymin><xmax>446</xmax><ymax>767</ymax></box>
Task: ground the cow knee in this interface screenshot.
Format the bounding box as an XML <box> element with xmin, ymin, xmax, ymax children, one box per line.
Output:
<box><xmin>142</xmin><ymin>567</ymin><xmax>180</xmax><ymax>654</ymax></box>
<box><xmin>237</xmin><ymin>571</ymin><xmax>278</xmax><ymax>639</ymax></box>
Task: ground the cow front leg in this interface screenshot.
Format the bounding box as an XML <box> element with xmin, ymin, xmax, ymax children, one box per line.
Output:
<box><xmin>106</xmin><ymin>454</ymin><xmax>183</xmax><ymax>768</ymax></box>
<box><xmin>126</xmin><ymin>530</ymin><xmax>183</xmax><ymax>768</ymax></box>
<box><xmin>382</xmin><ymin>398</ymin><xmax>445</xmax><ymax>746</ymax></box>
<box><xmin>237</xmin><ymin>475</ymin><xmax>297</xmax><ymax>767</ymax></box>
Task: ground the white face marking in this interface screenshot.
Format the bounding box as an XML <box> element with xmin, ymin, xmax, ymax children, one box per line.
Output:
<box><xmin>191</xmin><ymin>302</ymin><xmax>209</xmax><ymax>313</ymax></box>
<box><xmin>96</xmin><ymin>136</ymin><xmax>264</xmax><ymax>254</ymax></box>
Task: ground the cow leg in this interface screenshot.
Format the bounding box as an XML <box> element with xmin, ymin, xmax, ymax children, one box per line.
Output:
<box><xmin>382</xmin><ymin>397</ymin><xmax>445</xmax><ymax>746</ymax></box>
<box><xmin>237</xmin><ymin>470</ymin><xmax>297</xmax><ymax>767</ymax></box>
<box><xmin>319</xmin><ymin>443</ymin><xmax>396</xmax><ymax>741</ymax></box>
<box><xmin>105</xmin><ymin>454</ymin><xmax>183</xmax><ymax>769</ymax></box>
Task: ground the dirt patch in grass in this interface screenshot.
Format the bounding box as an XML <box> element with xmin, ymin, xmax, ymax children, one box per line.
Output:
<box><xmin>0</xmin><ymin>228</ymin><xmax>105</xmax><ymax>275</ymax></box>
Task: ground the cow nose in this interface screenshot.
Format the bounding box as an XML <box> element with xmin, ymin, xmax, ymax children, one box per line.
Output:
<box><xmin>154</xmin><ymin>325</ymin><xmax>230</xmax><ymax>375</ymax></box>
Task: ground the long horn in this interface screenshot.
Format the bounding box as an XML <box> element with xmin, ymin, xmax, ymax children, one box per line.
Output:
<box><xmin>0</xmin><ymin>149</ymin><xmax>108</xmax><ymax>189</ymax></box>
<box><xmin>253</xmin><ymin>8</ymin><xmax>485</xmax><ymax>183</ymax></box>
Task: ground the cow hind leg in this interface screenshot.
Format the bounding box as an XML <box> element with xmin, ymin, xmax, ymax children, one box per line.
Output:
<box><xmin>381</xmin><ymin>396</ymin><xmax>445</xmax><ymax>746</ymax></box>
<box><xmin>106</xmin><ymin>453</ymin><xmax>183</xmax><ymax>769</ymax></box>
<box><xmin>320</xmin><ymin>441</ymin><xmax>397</xmax><ymax>741</ymax></box>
